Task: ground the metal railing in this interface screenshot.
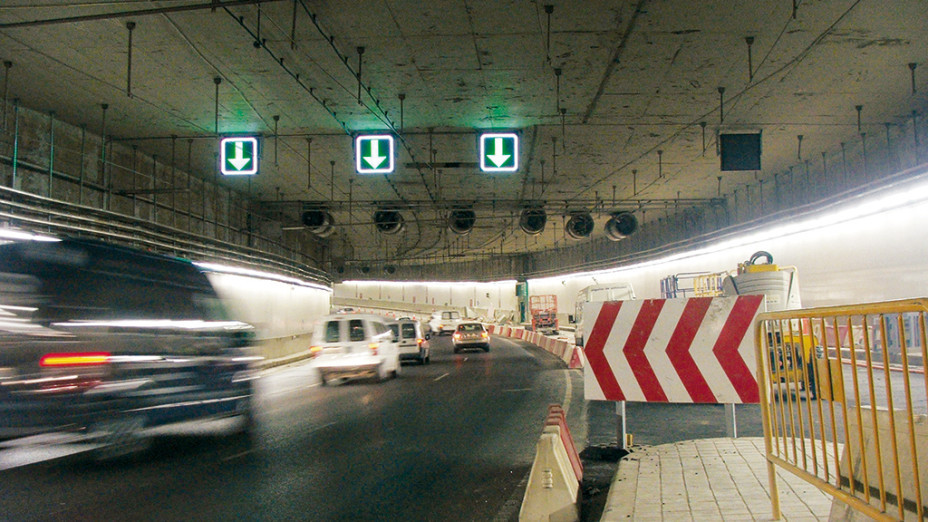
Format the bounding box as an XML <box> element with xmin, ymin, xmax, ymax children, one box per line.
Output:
<box><xmin>756</xmin><ymin>299</ymin><xmax>928</xmax><ymax>520</ymax></box>
<box><xmin>0</xmin><ymin>184</ymin><xmax>331</xmax><ymax>286</ymax></box>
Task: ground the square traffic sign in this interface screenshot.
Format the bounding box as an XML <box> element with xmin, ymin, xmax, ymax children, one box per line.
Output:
<box><xmin>479</xmin><ymin>132</ymin><xmax>519</xmax><ymax>172</ymax></box>
<box><xmin>355</xmin><ymin>135</ymin><xmax>395</xmax><ymax>174</ymax></box>
<box><xmin>220</xmin><ymin>137</ymin><xmax>259</xmax><ymax>175</ymax></box>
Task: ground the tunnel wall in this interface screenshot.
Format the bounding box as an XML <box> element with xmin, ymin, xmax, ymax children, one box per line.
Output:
<box><xmin>338</xmin><ymin>167</ymin><xmax>928</xmax><ymax>325</ymax></box>
<box><xmin>207</xmin><ymin>271</ymin><xmax>331</xmax><ymax>360</ymax></box>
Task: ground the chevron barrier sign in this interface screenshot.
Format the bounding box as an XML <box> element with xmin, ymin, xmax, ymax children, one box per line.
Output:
<box><xmin>583</xmin><ymin>296</ymin><xmax>765</xmax><ymax>404</ymax></box>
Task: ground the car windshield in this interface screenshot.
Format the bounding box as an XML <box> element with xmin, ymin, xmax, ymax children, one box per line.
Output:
<box><xmin>442</xmin><ymin>311</ymin><xmax>459</xmax><ymax>320</ymax></box>
<box><xmin>324</xmin><ymin>321</ymin><xmax>341</xmax><ymax>343</ymax></box>
<box><xmin>387</xmin><ymin>323</ymin><xmax>399</xmax><ymax>337</ymax></box>
<box><xmin>401</xmin><ymin>323</ymin><xmax>416</xmax><ymax>338</ymax></box>
<box><xmin>348</xmin><ymin>319</ymin><xmax>365</xmax><ymax>341</ymax></box>
<box><xmin>458</xmin><ymin>323</ymin><xmax>483</xmax><ymax>332</ymax></box>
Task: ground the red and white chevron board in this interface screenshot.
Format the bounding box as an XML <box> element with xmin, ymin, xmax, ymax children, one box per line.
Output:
<box><xmin>583</xmin><ymin>295</ymin><xmax>765</xmax><ymax>404</ymax></box>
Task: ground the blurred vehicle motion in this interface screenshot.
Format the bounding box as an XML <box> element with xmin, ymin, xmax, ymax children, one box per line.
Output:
<box><xmin>309</xmin><ymin>313</ymin><xmax>401</xmax><ymax>384</ymax></box>
<box><xmin>0</xmin><ymin>235</ymin><xmax>257</xmax><ymax>458</ymax></box>
<box><xmin>427</xmin><ymin>310</ymin><xmax>463</xmax><ymax>337</ymax></box>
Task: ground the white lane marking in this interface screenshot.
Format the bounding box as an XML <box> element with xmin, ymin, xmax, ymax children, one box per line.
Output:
<box><xmin>221</xmin><ymin>449</ymin><xmax>255</xmax><ymax>462</ymax></box>
<box><xmin>433</xmin><ymin>372</ymin><xmax>450</xmax><ymax>382</ymax></box>
<box><xmin>502</xmin><ymin>388</ymin><xmax>533</xmax><ymax>393</ymax></box>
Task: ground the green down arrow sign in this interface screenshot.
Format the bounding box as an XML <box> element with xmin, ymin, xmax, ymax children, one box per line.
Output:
<box><xmin>220</xmin><ymin>137</ymin><xmax>259</xmax><ymax>175</ymax></box>
<box><xmin>356</xmin><ymin>135</ymin><xmax>395</xmax><ymax>174</ymax></box>
<box><xmin>480</xmin><ymin>133</ymin><xmax>518</xmax><ymax>172</ymax></box>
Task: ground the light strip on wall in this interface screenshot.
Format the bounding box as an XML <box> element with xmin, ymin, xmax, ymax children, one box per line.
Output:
<box><xmin>530</xmin><ymin>164</ymin><xmax>928</xmax><ymax>285</ymax></box>
<box><xmin>195</xmin><ymin>262</ymin><xmax>333</xmax><ymax>292</ymax></box>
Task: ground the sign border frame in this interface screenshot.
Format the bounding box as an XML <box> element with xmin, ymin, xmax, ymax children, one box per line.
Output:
<box><xmin>220</xmin><ymin>136</ymin><xmax>259</xmax><ymax>176</ymax></box>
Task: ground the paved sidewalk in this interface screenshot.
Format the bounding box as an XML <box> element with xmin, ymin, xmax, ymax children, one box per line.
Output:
<box><xmin>600</xmin><ymin>437</ymin><xmax>835</xmax><ymax>521</ymax></box>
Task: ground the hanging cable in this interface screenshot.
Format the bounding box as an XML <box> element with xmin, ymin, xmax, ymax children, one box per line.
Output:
<box><xmin>213</xmin><ymin>76</ymin><xmax>221</xmax><ymax>135</ymax></box>
<box><xmin>356</xmin><ymin>46</ymin><xmax>364</xmax><ymax>105</ymax></box>
<box><xmin>126</xmin><ymin>21</ymin><xmax>136</xmax><ymax>97</ymax></box>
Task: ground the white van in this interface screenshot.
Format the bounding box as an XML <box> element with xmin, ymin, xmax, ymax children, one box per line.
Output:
<box><xmin>309</xmin><ymin>313</ymin><xmax>401</xmax><ymax>384</ymax></box>
<box><xmin>427</xmin><ymin>310</ymin><xmax>463</xmax><ymax>337</ymax></box>
<box><xmin>574</xmin><ymin>282</ymin><xmax>636</xmax><ymax>347</ymax></box>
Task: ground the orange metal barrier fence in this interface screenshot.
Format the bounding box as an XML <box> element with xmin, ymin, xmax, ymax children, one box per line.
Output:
<box><xmin>755</xmin><ymin>299</ymin><xmax>928</xmax><ymax>521</ymax></box>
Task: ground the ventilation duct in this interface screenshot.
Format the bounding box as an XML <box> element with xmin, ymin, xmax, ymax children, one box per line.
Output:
<box><xmin>448</xmin><ymin>208</ymin><xmax>476</xmax><ymax>235</ymax></box>
<box><xmin>565</xmin><ymin>212</ymin><xmax>594</xmax><ymax>240</ymax></box>
<box><xmin>604</xmin><ymin>212</ymin><xmax>638</xmax><ymax>241</ymax></box>
<box><xmin>383</xmin><ymin>265</ymin><xmax>396</xmax><ymax>275</ymax></box>
<box><xmin>301</xmin><ymin>210</ymin><xmax>335</xmax><ymax>238</ymax></box>
<box><xmin>373</xmin><ymin>209</ymin><xmax>405</xmax><ymax>234</ymax></box>
<box><xmin>359</xmin><ymin>266</ymin><xmax>371</xmax><ymax>274</ymax></box>
<box><xmin>519</xmin><ymin>207</ymin><xmax>547</xmax><ymax>235</ymax></box>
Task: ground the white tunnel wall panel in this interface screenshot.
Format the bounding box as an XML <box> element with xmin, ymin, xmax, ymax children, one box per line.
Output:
<box><xmin>207</xmin><ymin>273</ymin><xmax>331</xmax><ymax>340</ymax></box>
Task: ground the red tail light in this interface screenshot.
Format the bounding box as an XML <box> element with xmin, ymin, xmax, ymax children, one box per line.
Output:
<box><xmin>453</xmin><ymin>332</ymin><xmax>461</xmax><ymax>340</ymax></box>
<box><xmin>481</xmin><ymin>331</ymin><xmax>489</xmax><ymax>339</ymax></box>
<box><xmin>40</xmin><ymin>352</ymin><xmax>110</xmax><ymax>367</ymax></box>
<box><xmin>416</xmin><ymin>338</ymin><xmax>424</xmax><ymax>345</ymax></box>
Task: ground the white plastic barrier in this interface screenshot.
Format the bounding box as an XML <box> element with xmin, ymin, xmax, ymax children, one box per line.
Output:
<box><xmin>520</xmin><ymin>405</ymin><xmax>583</xmax><ymax>522</ymax></box>
<box><xmin>489</xmin><ymin>324</ymin><xmax>584</xmax><ymax>369</ymax></box>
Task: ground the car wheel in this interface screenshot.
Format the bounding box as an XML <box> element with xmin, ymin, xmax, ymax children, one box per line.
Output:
<box><xmin>378</xmin><ymin>362</ymin><xmax>389</xmax><ymax>382</ymax></box>
<box><xmin>392</xmin><ymin>357</ymin><xmax>401</xmax><ymax>378</ymax></box>
<box><xmin>453</xmin><ymin>346</ymin><xmax>461</xmax><ymax>354</ymax></box>
<box><xmin>483</xmin><ymin>345</ymin><xmax>490</xmax><ymax>352</ymax></box>
<box><xmin>320</xmin><ymin>371</ymin><xmax>328</xmax><ymax>386</ymax></box>
<box><xmin>232</xmin><ymin>393</ymin><xmax>257</xmax><ymax>440</ymax></box>
<box><xmin>89</xmin><ymin>414</ymin><xmax>150</xmax><ymax>461</ymax></box>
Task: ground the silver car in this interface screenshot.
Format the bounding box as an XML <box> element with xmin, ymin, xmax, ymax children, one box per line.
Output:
<box><xmin>452</xmin><ymin>322</ymin><xmax>491</xmax><ymax>353</ymax></box>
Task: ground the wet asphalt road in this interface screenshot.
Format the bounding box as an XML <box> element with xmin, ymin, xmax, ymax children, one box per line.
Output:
<box><xmin>0</xmin><ymin>335</ymin><xmax>586</xmax><ymax>521</ymax></box>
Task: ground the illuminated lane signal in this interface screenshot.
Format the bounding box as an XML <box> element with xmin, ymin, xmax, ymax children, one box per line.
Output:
<box><xmin>480</xmin><ymin>132</ymin><xmax>519</xmax><ymax>173</ymax></box>
<box><xmin>220</xmin><ymin>137</ymin><xmax>259</xmax><ymax>175</ymax></box>
<box><xmin>356</xmin><ymin>135</ymin><xmax>395</xmax><ymax>174</ymax></box>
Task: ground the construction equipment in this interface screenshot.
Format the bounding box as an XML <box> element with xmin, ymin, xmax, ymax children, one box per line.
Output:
<box><xmin>529</xmin><ymin>294</ymin><xmax>559</xmax><ymax>334</ymax></box>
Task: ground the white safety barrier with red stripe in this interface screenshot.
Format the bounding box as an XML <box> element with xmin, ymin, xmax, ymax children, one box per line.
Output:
<box><xmin>583</xmin><ymin>296</ymin><xmax>765</xmax><ymax>404</ymax></box>
<box><xmin>519</xmin><ymin>404</ymin><xmax>583</xmax><ymax>521</ymax></box>
<box><xmin>487</xmin><ymin>324</ymin><xmax>583</xmax><ymax>368</ymax></box>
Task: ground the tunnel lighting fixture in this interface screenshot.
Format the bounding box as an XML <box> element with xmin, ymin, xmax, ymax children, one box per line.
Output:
<box><xmin>194</xmin><ymin>261</ymin><xmax>333</xmax><ymax>292</ymax></box>
<box><xmin>0</xmin><ymin>229</ymin><xmax>60</xmax><ymax>242</ymax></box>
<box><xmin>479</xmin><ymin>132</ymin><xmax>519</xmax><ymax>172</ymax></box>
<box><xmin>530</xmin><ymin>163</ymin><xmax>928</xmax><ymax>285</ymax></box>
<box><xmin>220</xmin><ymin>136</ymin><xmax>259</xmax><ymax>175</ymax></box>
<box><xmin>355</xmin><ymin>134</ymin><xmax>395</xmax><ymax>174</ymax></box>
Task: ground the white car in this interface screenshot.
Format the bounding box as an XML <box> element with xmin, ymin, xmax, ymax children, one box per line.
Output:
<box><xmin>388</xmin><ymin>319</ymin><xmax>430</xmax><ymax>364</ymax></box>
<box><xmin>427</xmin><ymin>310</ymin><xmax>463</xmax><ymax>337</ymax></box>
<box><xmin>309</xmin><ymin>313</ymin><xmax>401</xmax><ymax>384</ymax></box>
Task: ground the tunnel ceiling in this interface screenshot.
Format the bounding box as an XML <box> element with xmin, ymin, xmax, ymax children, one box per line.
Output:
<box><xmin>0</xmin><ymin>1</ymin><xmax>926</xmax><ymax>270</ymax></box>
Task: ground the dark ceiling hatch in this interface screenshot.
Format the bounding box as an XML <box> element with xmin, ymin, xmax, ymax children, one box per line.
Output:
<box><xmin>301</xmin><ymin>210</ymin><xmax>335</xmax><ymax>238</ymax></box>
<box><xmin>373</xmin><ymin>209</ymin><xmax>405</xmax><ymax>234</ymax></box>
<box><xmin>719</xmin><ymin>132</ymin><xmax>762</xmax><ymax>171</ymax></box>
<box><xmin>604</xmin><ymin>212</ymin><xmax>638</xmax><ymax>241</ymax></box>
<box><xmin>448</xmin><ymin>208</ymin><xmax>476</xmax><ymax>235</ymax></box>
<box><xmin>519</xmin><ymin>208</ymin><xmax>547</xmax><ymax>235</ymax></box>
<box><xmin>565</xmin><ymin>212</ymin><xmax>595</xmax><ymax>240</ymax></box>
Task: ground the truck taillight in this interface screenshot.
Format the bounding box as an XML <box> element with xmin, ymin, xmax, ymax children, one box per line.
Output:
<box><xmin>40</xmin><ymin>352</ymin><xmax>110</xmax><ymax>367</ymax></box>
<box><xmin>369</xmin><ymin>342</ymin><xmax>379</xmax><ymax>355</ymax></box>
<box><xmin>453</xmin><ymin>332</ymin><xmax>461</xmax><ymax>340</ymax></box>
<box><xmin>417</xmin><ymin>338</ymin><xmax>424</xmax><ymax>345</ymax></box>
<box><xmin>481</xmin><ymin>332</ymin><xmax>488</xmax><ymax>338</ymax></box>
<box><xmin>309</xmin><ymin>345</ymin><xmax>322</xmax><ymax>357</ymax></box>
